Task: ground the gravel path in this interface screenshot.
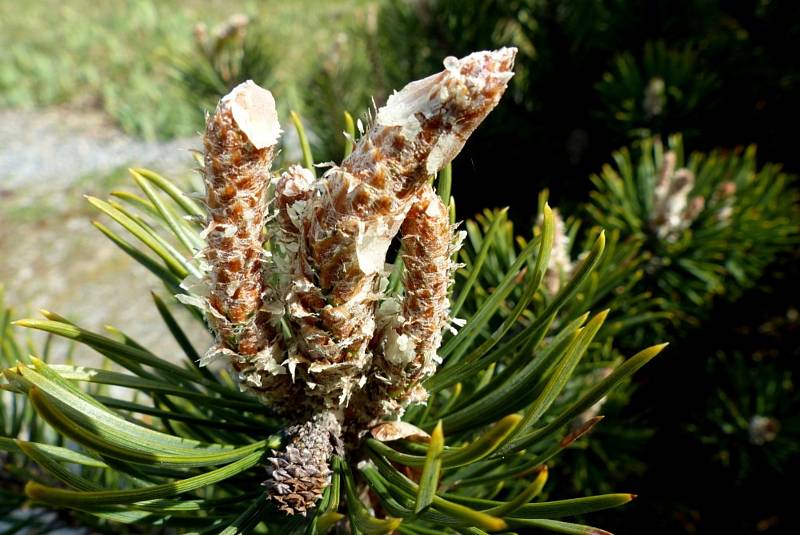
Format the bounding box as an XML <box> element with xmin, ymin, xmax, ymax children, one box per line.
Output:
<box><xmin>0</xmin><ymin>107</ymin><xmax>210</xmax><ymax>364</ymax></box>
<box><xmin>0</xmin><ymin>108</ymin><xmax>198</xmax><ymax>191</ymax></box>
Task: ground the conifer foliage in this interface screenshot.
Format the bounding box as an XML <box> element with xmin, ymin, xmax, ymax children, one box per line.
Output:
<box><xmin>587</xmin><ymin>134</ymin><xmax>799</xmax><ymax>326</ymax></box>
<box><xmin>0</xmin><ymin>50</ymin><xmax>665</xmax><ymax>534</ymax></box>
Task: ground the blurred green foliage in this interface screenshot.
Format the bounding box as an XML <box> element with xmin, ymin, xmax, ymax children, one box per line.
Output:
<box><xmin>2</xmin><ymin>0</ymin><xmax>799</xmax><ymax>532</ymax></box>
<box><xmin>587</xmin><ymin>134</ymin><xmax>799</xmax><ymax>329</ymax></box>
<box><xmin>0</xmin><ymin>0</ymin><xmax>373</xmax><ymax>140</ymax></box>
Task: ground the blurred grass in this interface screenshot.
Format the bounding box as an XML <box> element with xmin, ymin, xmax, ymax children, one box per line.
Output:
<box><xmin>0</xmin><ymin>0</ymin><xmax>373</xmax><ymax>140</ymax></box>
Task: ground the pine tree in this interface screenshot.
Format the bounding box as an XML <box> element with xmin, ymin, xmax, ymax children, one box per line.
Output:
<box><xmin>586</xmin><ymin>134</ymin><xmax>799</xmax><ymax>331</ymax></box>
<box><xmin>0</xmin><ymin>50</ymin><xmax>665</xmax><ymax>534</ymax></box>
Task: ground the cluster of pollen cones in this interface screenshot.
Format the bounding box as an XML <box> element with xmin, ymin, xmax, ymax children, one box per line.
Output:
<box><xmin>189</xmin><ymin>47</ymin><xmax>515</xmax><ymax>514</ymax></box>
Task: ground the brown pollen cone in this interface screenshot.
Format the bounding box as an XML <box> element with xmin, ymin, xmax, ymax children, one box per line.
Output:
<box><xmin>302</xmin><ymin>48</ymin><xmax>516</xmax><ymax>373</ymax></box>
<box><xmin>202</xmin><ymin>80</ymin><xmax>289</xmax><ymax>393</ymax></box>
<box><xmin>396</xmin><ymin>185</ymin><xmax>452</xmax><ymax>379</ymax></box>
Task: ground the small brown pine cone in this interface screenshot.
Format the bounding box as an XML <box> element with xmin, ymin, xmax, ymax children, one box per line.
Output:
<box><xmin>265</xmin><ymin>411</ymin><xmax>341</xmax><ymax>515</ymax></box>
